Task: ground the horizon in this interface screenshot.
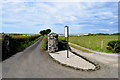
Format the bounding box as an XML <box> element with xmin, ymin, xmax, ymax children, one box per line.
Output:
<box><xmin>2</xmin><ymin>2</ymin><xmax>118</xmax><ymax>34</ymax></box>
<box><xmin>1</xmin><ymin>32</ymin><xmax>119</xmax><ymax>35</ymax></box>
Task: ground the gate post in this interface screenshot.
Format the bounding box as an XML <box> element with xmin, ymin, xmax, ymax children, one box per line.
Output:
<box><xmin>48</xmin><ymin>33</ymin><xmax>58</xmax><ymax>53</ymax></box>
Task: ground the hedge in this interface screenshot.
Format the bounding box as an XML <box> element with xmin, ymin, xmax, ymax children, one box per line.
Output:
<box><xmin>2</xmin><ymin>34</ymin><xmax>41</xmax><ymax>61</ymax></box>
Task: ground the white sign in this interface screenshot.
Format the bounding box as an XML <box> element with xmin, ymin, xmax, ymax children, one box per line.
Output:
<box><xmin>65</xmin><ymin>26</ymin><xmax>68</xmax><ymax>37</ymax></box>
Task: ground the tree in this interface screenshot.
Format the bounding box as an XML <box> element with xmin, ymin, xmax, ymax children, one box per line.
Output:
<box><xmin>88</xmin><ymin>33</ymin><xmax>94</xmax><ymax>36</ymax></box>
<box><xmin>112</xmin><ymin>33</ymin><xmax>120</xmax><ymax>35</ymax></box>
<box><xmin>39</xmin><ymin>29</ymin><xmax>51</xmax><ymax>36</ymax></box>
<box><xmin>40</xmin><ymin>30</ymin><xmax>45</xmax><ymax>36</ymax></box>
<box><xmin>46</xmin><ymin>29</ymin><xmax>51</xmax><ymax>34</ymax></box>
<box><xmin>96</xmin><ymin>33</ymin><xmax>109</xmax><ymax>35</ymax></box>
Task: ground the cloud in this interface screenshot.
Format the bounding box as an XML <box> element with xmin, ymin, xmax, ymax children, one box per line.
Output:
<box><xmin>2</xmin><ymin>2</ymin><xmax>118</xmax><ymax>34</ymax></box>
<box><xmin>3</xmin><ymin>0</ymin><xmax>119</xmax><ymax>2</ymax></box>
<box><xmin>108</xmin><ymin>22</ymin><xmax>114</xmax><ymax>24</ymax></box>
<box><xmin>98</xmin><ymin>29</ymin><xmax>111</xmax><ymax>31</ymax></box>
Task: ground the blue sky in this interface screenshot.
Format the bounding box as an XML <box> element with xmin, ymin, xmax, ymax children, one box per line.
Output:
<box><xmin>2</xmin><ymin>1</ymin><xmax>118</xmax><ymax>34</ymax></box>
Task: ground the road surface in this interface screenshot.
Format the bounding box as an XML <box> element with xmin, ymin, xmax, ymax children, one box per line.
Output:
<box><xmin>2</xmin><ymin>38</ymin><xmax>119</xmax><ymax>78</ymax></box>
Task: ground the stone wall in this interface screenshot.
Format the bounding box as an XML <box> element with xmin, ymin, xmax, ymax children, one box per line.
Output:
<box><xmin>48</xmin><ymin>33</ymin><xmax>58</xmax><ymax>53</ymax></box>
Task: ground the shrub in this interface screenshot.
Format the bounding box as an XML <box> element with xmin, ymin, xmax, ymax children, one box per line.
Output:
<box><xmin>107</xmin><ymin>40</ymin><xmax>120</xmax><ymax>53</ymax></box>
<box><xmin>58</xmin><ymin>39</ymin><xmax>67</xmax><ymax>51</ymax></box>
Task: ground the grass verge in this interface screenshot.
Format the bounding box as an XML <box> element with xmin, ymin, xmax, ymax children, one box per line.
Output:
<box><xmin>40</xmin><ymin>36</ymin><xmax>48</xmax><ymax>50</ymax></box>
<box><xmin>69</xmin><ymin>44</ymin><xmax>94</xmax><ymax>53</ymax></box>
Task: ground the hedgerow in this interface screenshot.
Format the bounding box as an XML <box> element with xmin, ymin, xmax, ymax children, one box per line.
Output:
<box><xmin>2</xmin><ymin>34</ymin><xmax>41</xmax><ymax>61</ymax></box>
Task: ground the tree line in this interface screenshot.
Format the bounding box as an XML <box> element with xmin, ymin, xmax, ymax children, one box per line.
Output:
<box><xmin>87</xmin><ymin>33</ymin><xmax>120</xmax><ymax>36</ymax></box>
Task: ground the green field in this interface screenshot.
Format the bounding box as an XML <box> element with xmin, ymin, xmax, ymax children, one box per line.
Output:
<box><xmin>59</xmin><ymin>35</ymin><xmax>118</xmax><ymax>53</ymax></box>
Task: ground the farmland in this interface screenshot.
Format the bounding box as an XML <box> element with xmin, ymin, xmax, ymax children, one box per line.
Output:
<box><xmin>59</xmin><ymin>35</ymin><xmax>118</xmax><ymax>53</ymax></box>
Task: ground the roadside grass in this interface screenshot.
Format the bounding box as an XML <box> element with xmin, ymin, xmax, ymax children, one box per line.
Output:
<box><xmin>59</xmin><ymin>36</ymin><xmax>93</xmax><ymax>53</ymax></box>
<box><xmin>40</xmin><ymin>36</ymin><xmax>48</xmax><ymax>50</ymax></box>
<box><xmin>59</xmin><ymin>35</ymin><xmax>119</xmax><ymax>53</ymax></box>
<box><xmin>69</xmin><ymin>44</ymin><xmax>94</xmax><ymax>53</ymax></box>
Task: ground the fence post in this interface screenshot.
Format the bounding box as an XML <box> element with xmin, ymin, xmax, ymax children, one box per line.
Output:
<box><xmin>101</xmin><ymin>40</ymin><xmax>103</xmax><ymax>49</ymax></box>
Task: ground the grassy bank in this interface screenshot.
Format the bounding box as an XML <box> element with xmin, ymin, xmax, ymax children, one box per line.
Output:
<box><xmin>59</xmin><ymin>35</ymin><xmax>118</xmax><ymax>53</ymax></box>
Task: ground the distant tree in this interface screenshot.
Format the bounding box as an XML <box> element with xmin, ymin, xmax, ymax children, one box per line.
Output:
<box><xmin>46</xmin><ymin>29</ymin><xmax>51</xmax><ymax>34</ymax></box>
<box><xmin>112</xmin><ymin>33</ymin><xmax>120</xmax><ymax>35</ymax></box>
<box><xmin>39</xmin><ymin>30</ymin><xmax>45</xmax><ymax>36</ymax></box>
<box><xmin>88</xmin><ymin>33</ymin><xmax>94</xmax><ymax>36</ymax></box>
<box><xmin>39</xmin><ymin>29</ymin><xmax>51</xmax><ymax>36</ymax></box>
<box><xmin>96</xmin><ymin>33</ymin><xmax>109</xmax><ymax>35</ymax></box>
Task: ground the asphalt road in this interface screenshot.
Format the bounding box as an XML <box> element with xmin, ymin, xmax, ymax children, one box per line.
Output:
<box><xmin>2</xmin><ymin>38</ymin><xmax>119</xmax><ymax>78</ymax></box>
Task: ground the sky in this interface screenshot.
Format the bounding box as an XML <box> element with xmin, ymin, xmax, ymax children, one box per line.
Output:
<box><xmin>1</xmin><ymin>0</ymin><xmax>119</xmax><ymax>34</ymax></box>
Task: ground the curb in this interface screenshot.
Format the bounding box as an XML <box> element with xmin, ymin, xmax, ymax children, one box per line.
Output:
<box><xmin>48</xmin><ymin>50</ymin><xmax>100</xmax><ymax>71</ymax></box>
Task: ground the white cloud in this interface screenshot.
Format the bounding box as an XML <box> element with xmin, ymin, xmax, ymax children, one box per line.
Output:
<box><xmin>98</xmin><ymin>29</ymin><xmax>111</xmax><ymax>31</ymax></box>
<box><xmin>3</xmin><ymin>0</ymin><xmax>119</xmax><ymax>2</ymax></box>
<box><xmin>69</xmin><ymin>24</ymin><xmax>84</xmax><ymax>27</ymax></box>
<box><xmin>113</xmin><ymin>16</ymin><xmax>118</xmax><ymax>18</ymax></box>
<box><xmin>2</xmin><ymin>2</ymin><xmax>118</xmax><ymax>34</ymax></box>
<box><xmin>109</xmin><ymin>22</ymin><xmax>114</xmax><ymax>24</ymax></box>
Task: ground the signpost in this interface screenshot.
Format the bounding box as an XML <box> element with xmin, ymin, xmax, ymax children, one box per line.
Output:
<box><xmin>64</xmin><ymin>26</ymin><xmax>69</xmax><ymax>58</ymax></box>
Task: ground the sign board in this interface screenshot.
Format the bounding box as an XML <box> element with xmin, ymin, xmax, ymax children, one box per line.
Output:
<box><xmin>65</xmin><ymin>26</ymin><xmax>69</xmax><ymax>37</ymax></box>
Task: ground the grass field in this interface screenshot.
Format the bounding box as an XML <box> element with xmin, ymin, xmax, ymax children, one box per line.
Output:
<box><xmin>59</xmin><ymin>35</ymin><xmax>118</xmax><ymax>53</ymax></box>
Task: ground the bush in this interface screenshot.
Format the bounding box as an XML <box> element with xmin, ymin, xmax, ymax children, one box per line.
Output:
<box><xmin>107</xmin><ymin>40</ymin><xmax>120</xmax><ymax>53</ymax></box>
<box><xmin>58</xmin><ymin>39</ymin><xmax>67</xmax><ymax>51</ymax></box>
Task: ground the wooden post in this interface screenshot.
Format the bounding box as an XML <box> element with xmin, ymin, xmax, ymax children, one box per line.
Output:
<box><xmin>101</xmin><ymin>40</ymin><xmax>103</xmax><ymax>49</ymax></box>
